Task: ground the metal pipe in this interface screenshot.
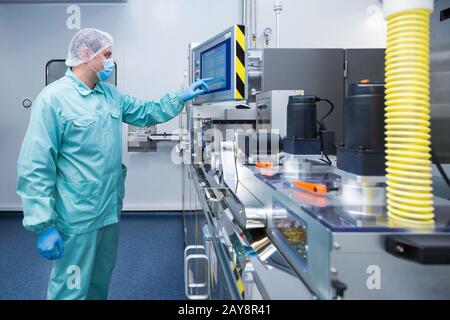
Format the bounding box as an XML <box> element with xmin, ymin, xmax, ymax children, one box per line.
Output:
<box><xmin>252</xmin><ymin>0</ymin><xmax>257</xmax><ymax>48</ymax></box>
<box><xmin>274</xmin><ymin>0</ymin><xmax>283</xmax><ymax>48</ymax></box>
<box><xmin>242</xmin><ymin>0</ymin><xmax>247</xmax><ymax>26</ymax></box>
<box><xmin>249</xmin><ymin>0</ymin><xmax>253</xmax><ymax>47</ymax></box>
<box><xmin>247</xmin><ymin>0</ymin><xmax>257</xmax><ymax>48</ymax></box>
<box><xmin>276</xmin><ymin>12</ymin><xmax>280</xmax><ymax>48</ymax></box>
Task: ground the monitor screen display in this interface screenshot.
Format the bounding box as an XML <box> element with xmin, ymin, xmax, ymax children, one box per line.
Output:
<box><xmin>200</xmin><ymin>38</ymin><xmax>231</xmax><ymax>94</ymax></box>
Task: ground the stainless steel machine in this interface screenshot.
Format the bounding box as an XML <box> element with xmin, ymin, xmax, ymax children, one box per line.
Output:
<box><xmin>182</xmin><ymin>17</ymin><xmax>450</xmax><ymax>300</ymax></box>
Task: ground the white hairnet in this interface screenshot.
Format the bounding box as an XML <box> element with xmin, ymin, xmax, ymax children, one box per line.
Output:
<box><xmin>65</xmin><ymin>28</ymin><xmax>114</xmax><ymax>67</ymax></box>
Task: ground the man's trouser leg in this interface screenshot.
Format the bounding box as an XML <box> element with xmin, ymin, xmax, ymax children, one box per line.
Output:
<box><xmin>46</xmin><ymin>223</ymin><xmax>119</xmax><ymax>300</ymax></box>
<box><xmin>87</xmin><ymin>223</ymin><xmax>119</xmax><ymax>299</ymax></box>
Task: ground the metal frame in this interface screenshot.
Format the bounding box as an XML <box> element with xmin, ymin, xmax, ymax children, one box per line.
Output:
<box><xmin>184</xmin><ymin>245</ymin><xmax>210</xmax><ymax>300</ymax></box>
<box><xmin>192</xmin><ymin>25</ymin><xmax>247</xmax><ymax>104</ymax></box>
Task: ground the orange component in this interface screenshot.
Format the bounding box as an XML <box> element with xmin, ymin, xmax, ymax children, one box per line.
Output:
<box><xmin>293</xmin><ymin>181</ymin><xmax>328</xmax><ymax>195</ymax></box>
<box><xmin>256</xmin><ymin>161</ymin><xmax>273</xmax><ymax>168</ymax></box>
<box><xmin>292</xmin><ymin>190</ymin><xmax>328</xmax><ymax>207</ymax></box>
<box><xmin>360</xmin><ymin>79</ymin><xmax>370</xmax><ymax>84</ymax></box>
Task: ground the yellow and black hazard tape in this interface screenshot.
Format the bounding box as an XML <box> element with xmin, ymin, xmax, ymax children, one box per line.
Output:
<box><xmin>231</xmin><ymin>260</ymin><xmax>245</xmax><ymax>297</ymax></box>
<box><xmin>235</xmin><ymin>24</ymin><xmax>246</xmax><ymax>100</ymax></box>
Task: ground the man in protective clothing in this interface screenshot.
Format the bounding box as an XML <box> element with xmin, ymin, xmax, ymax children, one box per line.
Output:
<box><xmin>16</xmin><ymin>28</ymin><xmax>209</xmax><ymax>300</ymax></box>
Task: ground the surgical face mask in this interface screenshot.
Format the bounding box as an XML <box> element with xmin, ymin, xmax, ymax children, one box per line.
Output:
<box><xmin>96</xmin><ymin>58</ymin><xmax>115</xmax><ymax>81</ymax></box>
<box><xmin>89</xmin><ymin>57</ymin><xmax>115</xmax><ymax>81</ymax></box>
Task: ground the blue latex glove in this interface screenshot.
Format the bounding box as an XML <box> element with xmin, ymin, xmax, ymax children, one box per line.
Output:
<box><xmin>181</xmin><ymin>78</ymin><xmax>212</xmax><ymax>102</ymax></box>
<box><xmin>37</xmin><ymin>227</ymin><xmax>64</xmax><ymax>260</ymax></box>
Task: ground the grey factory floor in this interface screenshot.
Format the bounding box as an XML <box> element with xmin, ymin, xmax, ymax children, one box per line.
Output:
<box><xmin>0</xmin><ymin>211</ymin><xmax>186</xmax><ymax>300</ymax></box>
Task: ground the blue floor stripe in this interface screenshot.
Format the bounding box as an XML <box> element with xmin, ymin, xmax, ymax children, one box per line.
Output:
<box><xmin>0</xmin><ymin>211</ymin><xmax>186</xmax><ymax>300</ymax></box>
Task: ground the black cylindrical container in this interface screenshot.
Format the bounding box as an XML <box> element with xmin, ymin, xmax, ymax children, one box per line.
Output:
<box><xmin>286</xmin><ymin>95</ymin><xmax>317</xmax><ymax>139</ymax></box>
<box><xmin>344</xmin><ymin>83</ymin><xmax>385</xmax><ymax>151</ymax></box>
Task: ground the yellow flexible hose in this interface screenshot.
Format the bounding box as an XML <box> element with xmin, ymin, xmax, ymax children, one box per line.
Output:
<box><xmin>385</xmin><ymin>9</ymin><xmax>434</xmax><ymax>226</ymax></box>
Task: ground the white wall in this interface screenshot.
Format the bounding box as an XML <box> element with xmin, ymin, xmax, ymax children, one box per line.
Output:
<box><xmin>0</xmin><ymin>0</ymin><xmax>386</xmax><ymax>212</ymax></box>
<box><xmin>252</xmin><ymin>0</ymin><xmax>386</xmax><ymax>48</ymax></box>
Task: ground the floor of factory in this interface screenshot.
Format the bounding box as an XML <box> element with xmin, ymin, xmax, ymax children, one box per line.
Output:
<box><xmin>0</xmin><ymin>211</ymin><xmax>186</xmax><ymax>300</ymax></box>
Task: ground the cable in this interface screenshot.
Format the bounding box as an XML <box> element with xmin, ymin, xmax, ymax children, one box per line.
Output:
<box><xmin>315</xmin><ymin>97</ymin><xmax>335</xmax><ymax>166</ymax></box>
<box><xmin>323</xmin><ymin>152</ymin><xmax>332</xmax><ymax>166</ymax></box>
<box><xmin>315</xmin><ymin>97</ymin><xmax>335</xmax><ymax>131</ymax></box>
<box><xmin>432</xmin><ymin>149</ymin><xmax>450</xmax><ymax>192</ymax></box>
<box><xmin>318</xmin><ymin>158</ymin><xmax>332</xmax><ymax>166</ymax></box>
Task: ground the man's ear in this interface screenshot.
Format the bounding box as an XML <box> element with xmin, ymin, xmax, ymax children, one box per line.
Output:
<box><xmin>80</xmin><ymin>47</ymin><xmax>91</xmax><ymax>62</ymax></box>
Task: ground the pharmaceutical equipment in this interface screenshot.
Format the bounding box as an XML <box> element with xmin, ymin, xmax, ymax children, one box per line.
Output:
<box><xmin>183</xmin><ymin>5</ymin><xmax>450</xmax><ymax>299</ymax></box>
<box><xmin>191</xmin><ymin>25</ymin><xmax>247</xmax><ymax>104</ymax></box>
